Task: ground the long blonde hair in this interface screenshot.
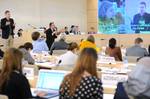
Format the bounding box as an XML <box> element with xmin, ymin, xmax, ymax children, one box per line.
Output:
<box><xmin>61</xmin><ymin>48</ymin><xmax>98</xmax><ymax>95</ymax></box>
<box><xmin>0</xmin><ymin>48</ymin><xmax>23</xmax><ymax>91</ymax></box>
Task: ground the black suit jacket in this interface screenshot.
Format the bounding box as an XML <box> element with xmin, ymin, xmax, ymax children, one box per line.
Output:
<box><xmin>45</xmin><ymin>28</ymin><xmax>57</xmax><ymax>49</ymax></box>
<box><xmin>1</xmin><ymin>18</ymin><xmax>15</xmax><ymax>39</ymax></box>
<box><xmin>0</xmin><ymin>49</ymin><xmax>4</xmax><ymax>58</ymax></box>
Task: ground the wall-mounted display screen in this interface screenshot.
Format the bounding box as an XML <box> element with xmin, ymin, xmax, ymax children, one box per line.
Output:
<box><xmin>98</xmin><ymin>0</ymin><xmax>150</xmax><ymax>34</ymax></box>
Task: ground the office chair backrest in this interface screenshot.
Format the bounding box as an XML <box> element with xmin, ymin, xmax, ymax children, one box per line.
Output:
<box><xmin>126</xmin><ymin>56</ymin><xmax>139</xmax><ymax>63</ymax></box>
<box><xmin>52</xmin><ymin>50</ymin><xmax>67</xmax><ymax>56</ymax></box>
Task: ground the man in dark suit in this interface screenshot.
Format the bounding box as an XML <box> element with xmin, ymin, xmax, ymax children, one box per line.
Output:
<box><xmin>0</xmin><ymin>48</ymin><xmax>4</xmax><ymax>59</ymax></box>
<box><xmin>45</xmin><ymin>22</ymin><xmax>58</xmax><ymax>50</ymax></box>
<box><xmin>0</xmin><ymin>10</ymin><xmax>15</xmax><ymax>51</ymax></box>
<box><xmin>132</xmin><ymin>2</ymin><xmax>150</xmax><ymax>33</ymax></box>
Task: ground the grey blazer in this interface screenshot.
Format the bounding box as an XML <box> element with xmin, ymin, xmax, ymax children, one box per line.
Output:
<box><xmin>126</xmin><ymin>45</ymin><xmax>148</xmax><ymax>57</ymax></box>
<box><xmin>50</xmin><ymin>40</ymin><xmax>68</xmax><ymax>55</ymax></box>
<box><xmin>19</xmin><ymin>48</ymin><xmax>35</xmax><ymax>64</ymax></box>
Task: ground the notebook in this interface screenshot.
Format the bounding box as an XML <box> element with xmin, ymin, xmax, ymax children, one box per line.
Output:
<box><xmin>32</xmin><ymin>69</ymin><xmax>69</xmax><ymax>98</ymax></box>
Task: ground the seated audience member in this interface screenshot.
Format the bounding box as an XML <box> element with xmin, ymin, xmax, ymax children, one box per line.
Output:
<box><xmin>0</xmin><ymin>29</ymin><xmax>2</xmax><ymax>37</ymax></box>
<box><xmin>80</xmin><ymin>39</ymin><xmax>84</xmax><ymax>42</ymax></box>
<box><xmin>114</xmin><ymin>57</ymin><xmax>150</xmax><ymax>99</ymax></box>
<box><xmin>50</xmin><ymin>34</ymin><xmax>68</xmax><ymax>55</ymax></box>
<box><xmin>17</xmin><ymin>29</ymin><xmax>23</xmax><ymax>37</ymax></box>
<box><xmin>105</xmin><ymin>38</ymin><xmax>122</xmax><ymax>61</ymax></box>
<box><xmin>80</xmin><ymin>35</ymin><xmax>100</xmax><ymax>52</ymax></box>
<box><xmin>126</xmin><ymin>38</ymin><xmax>148</xmax><ymax>57</ymax></box>
<box><xmin>59</xmin><ymin>48</ymin><xmax>103</xmax><ymax>99</ymax></box>
<box><xmin>58</xmin><ymin>42</ymin><xmax>78</xmax><ymax>66</ymax></box>
<box><xmin>0</xmin><ymin>48</ymin><xmax>32</xmax><ymax>99</ymax></box>
<box><xmin>70</xmin><ymin>25</ymin><xmax>76</xmax><ymax>34</ymax></box>
<box><xmin>0</xmin><ymin>49</ymin><xmax>4</xmax><ymax>59</ymax></box>
<box><xmin>148</xmin><ymin>45</ymin><xmax>150</xmax><ymax>56</ymax></box>
<box><xmin>79</xmin><ymin>39</ymin><xmax>84</xmax><ymax>47</ymax></box>
<box><xmin>74</xmin><ymin>26</ymin><xmax>81</xmax><ymax>35</ymax></box>
<box><xmin>19</xmin><ymin>42</ymin><xmax>35</xmax><ymax>64</ymax></box>
<box><xmin>32</xmin><ymin>31</ymin><xmax>49</xmax><ymax>53</ymax></box>
<box><xmin>88</xmin><ymin>27</ymin><xmax>96</xmax><ymax>34</ymax></box>
<box><xmin>43</xmin><ymin>27</ymin><xmax>47</xmax><ymax>33</ymax></box>
<box><xmin>64</xmin><ymin>26</ymin><xmax>69</xmax><ymax>35</ymax></box>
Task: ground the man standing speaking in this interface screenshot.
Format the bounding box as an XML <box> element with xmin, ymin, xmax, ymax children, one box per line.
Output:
<box><xmin>1</xmin><ymin>10</ymin><xmax>15</xmax><ymax>51</ymax></box>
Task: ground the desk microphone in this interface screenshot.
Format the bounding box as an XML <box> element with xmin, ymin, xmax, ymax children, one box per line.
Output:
<box><xmin>0</xmin><ymin>45</ymin><xmax>4</xmax><ymax>47</ymax></box>
<box><xmin>24</xmin><ymin>73</ymin><xmax>27</xmax><ymax>76</ymax></box>
<box><xmin>100</xmin><ymin>38</ymin><xmax>106</xmax><ymax>40</ymax></box>
<box><xmin>57</xmin><ymin>60</ymin><xmax>62</xmax><ymax>67</ymax></box>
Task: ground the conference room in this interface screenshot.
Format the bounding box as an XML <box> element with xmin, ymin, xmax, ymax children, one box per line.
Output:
<box><xmin>0</xmin><ymin>0</ymin><xmax>150</xmax><ymax>99</ymax></box>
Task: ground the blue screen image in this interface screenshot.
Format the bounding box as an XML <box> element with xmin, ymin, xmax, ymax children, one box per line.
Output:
<box><xmin>98</xmin><ymin>0</ymin><xmax>150</xmax><ymax>34</ymax></box>
<box><xmin>37</xmin><ymin>71</ymin><xmax>65</xmax><ymax>90</ymax></box>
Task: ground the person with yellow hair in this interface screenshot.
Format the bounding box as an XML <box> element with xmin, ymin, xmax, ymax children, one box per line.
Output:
<box><xmin>80</xmin><ymin>35</ymin><xmax>100</xmax><ymax>52</ymax></box>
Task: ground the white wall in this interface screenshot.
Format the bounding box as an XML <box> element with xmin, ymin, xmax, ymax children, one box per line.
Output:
<box><xmin>0</xmin><ymin>0</ymin><xmax>87</xmax><ymax>32</ymax></box>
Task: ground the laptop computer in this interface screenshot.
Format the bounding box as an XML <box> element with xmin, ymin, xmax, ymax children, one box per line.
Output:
<box><xmin>32</xmin><ymin>69</ymin><xmax>69</xmax><ymax>98</ymax></box>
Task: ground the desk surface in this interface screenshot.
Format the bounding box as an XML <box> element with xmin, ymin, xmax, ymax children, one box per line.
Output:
<box><xmin>24</xmin><ymin>57</ymin><xmax>136</xmax><ymax>95</ymax></box>
<box><xmin>35</xmin><ymin>61</ymin><xmax>136</xmax><ymax>71</ymax></box>
<box><xmin>28</xmin><ymin>76</ymin><xmax>116</xmax><ymax>94</ymax></box>
<box><xmin>35</xmin><ymin>62</ymin><xmax>56</xmax><ymax>69</ymax></box>
<box><xmin>27</xmin><ymin>62</ymin><xmax>136</xmax><ymax>95</ymax></box>
<box><xmin>28</xmin><ymin>69</ymin><xmax>129</xmax><ymax>95</ymax></box>
<box><xmin>50</xmin><ymin>94</ymin><xmax>114</xmax><ymax>99</ymax></box>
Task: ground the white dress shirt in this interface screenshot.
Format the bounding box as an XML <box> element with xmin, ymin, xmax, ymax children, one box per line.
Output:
<box><xmin>58</xmin><ymin>51</ymin><xmax>78</xmax><ymax>66</ymax></box>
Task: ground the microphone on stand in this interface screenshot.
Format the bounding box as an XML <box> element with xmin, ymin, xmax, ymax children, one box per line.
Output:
<box><xmin>28</xmin><ymin>24</ymin><xmax>37</xmax><ymax>29</ymax></box>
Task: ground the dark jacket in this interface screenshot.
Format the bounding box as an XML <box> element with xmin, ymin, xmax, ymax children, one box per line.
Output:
<box><xmin>45</xmin><ymin>28</ymin><xmax>57</xmax><ymax>50</ymax></box>
<box><xmin>114</xmin><ymin>82</ymin><xmax>129</xmax><ymax>99</ymax></box>
<box><xmin>114</xmin><ymin>82</ymin><xmax>150</xmax><ymax>99</ymax></box>
<box><xmin>126</xmin><ymin>45</ymin><xmax>148</xmax><ymax>57</ymax></box>
<box><xmin>0</xmin><ymin>71</ymin><xmax>32</xmax><ymax>99</ymax></box>
<box><xmin>0</xmin><ymin>49</ymin><xmax>4</xmax><ymax>58</ymax></box>
<box><xmin>0</xmin><ymin>18</ymin><xmax>15</xmax><ymax>39</ymax></box>
<box><xmin>19</xmin><ymin>48</ymin><xmax>35</xmax><ymax>64</ymax></box>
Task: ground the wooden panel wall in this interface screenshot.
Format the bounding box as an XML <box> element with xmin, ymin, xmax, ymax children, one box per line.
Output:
<box><xmin>87</xmin><ymin>0</ymin><xmax>98</xmax><ymax>32</ymax></box>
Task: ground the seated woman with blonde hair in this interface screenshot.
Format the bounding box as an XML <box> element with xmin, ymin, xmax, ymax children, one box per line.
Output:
<box><xmin>80</xmin><ymin>35</ymin><xmax>100</xmax><ymax>52</ymax></box>
<box><xmin>59</xmin><ymin>48</ymin><xmax>103</xmax><ymax>99</ymax></box>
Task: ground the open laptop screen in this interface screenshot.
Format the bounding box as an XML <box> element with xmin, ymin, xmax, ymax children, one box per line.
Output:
<box><xmin>37</xmin><ymin>70</ymin><xmax>68</xmax><ymax>90</ymax></box>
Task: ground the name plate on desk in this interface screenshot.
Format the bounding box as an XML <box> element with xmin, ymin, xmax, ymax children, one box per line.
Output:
<box><xmin>23</xmin><ymin>67</ymin><xmax>34</xmax><ymax>77</ymax></box>
<box><xmin>98</xmin><ymin>56</ymin><xmax>116</xmax><ymax>64</ymax></box>
<box><xmin>35</xmin><ymin>62</ymin><xmax>56</xmax><ymax>68</ymax></box>
<box><xmin>34</xmin><ymin>29</ymin><xmax>44</xmax><ymax>33</ymax></box>
<box><xmin>102</xmin><ymin>74</ymin><xmax>128</xmax><ymax>86</ymax></box>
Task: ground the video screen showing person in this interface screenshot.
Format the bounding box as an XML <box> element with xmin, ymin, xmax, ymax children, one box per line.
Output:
<box><xmin>98</xmin><ymin>0</ymin><xmax>150</xmax><ymax>34</ymax></box>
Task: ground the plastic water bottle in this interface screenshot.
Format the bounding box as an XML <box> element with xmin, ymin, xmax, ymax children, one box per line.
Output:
<box><xmin>123</xmin><ymin>57</ymin><xmax>128</xmax><ymax>70</ymax></box>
